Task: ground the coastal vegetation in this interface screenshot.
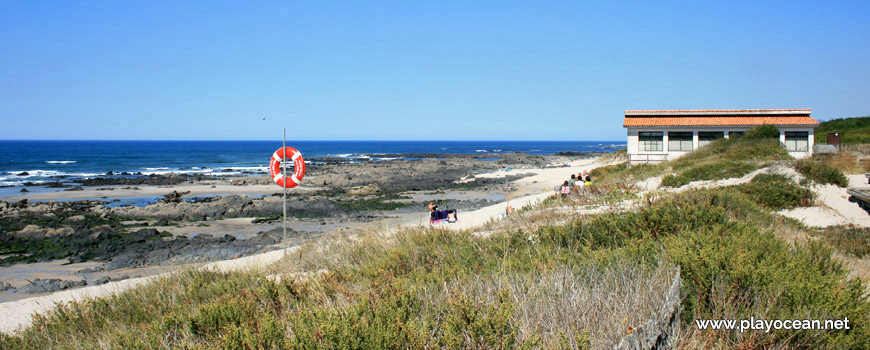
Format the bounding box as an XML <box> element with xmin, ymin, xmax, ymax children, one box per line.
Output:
<box><xmin>2</xmin><ymin>180</ymin><xmax>868</xmax><ymax>348</ymax></box>
<box><xmin>815</xmin><ymin>116</ymin><xmax>870</xmax><ymax>144</ymax></box>
<box><xmin>813</xmin><ymin>152</ymin><xmax>870</xmax><ymax>174</ymax></box>
<box><xmin>795</xmin><ymin>159</ymin><xmax>850</xmax><ymax>187</ymax></box>
<box><xmin>812</xmin><ymin>226</ymin><xmax>870</xmax><ymax>259</ymax></box>
<box><xmin>736</xmin><ymin>173</ymin><xmax>814</xmax><ymax>210</ymax></box>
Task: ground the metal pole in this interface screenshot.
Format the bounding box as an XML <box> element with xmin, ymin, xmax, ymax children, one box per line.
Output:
<box><xmin>282</xmin><ymin>128</ymin><xmax>287</xmax><ymax>257</ymax></box>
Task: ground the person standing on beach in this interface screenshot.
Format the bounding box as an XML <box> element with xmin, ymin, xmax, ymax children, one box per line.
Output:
<box><xmin>568</xmin><ymin>174</ymin><xmax>576</xmax><ymax>194</ymax></box>
<box><xmin>560</xmin><ymin>181</ymin><xmax>570</xmax><ymax>199</ymax></box>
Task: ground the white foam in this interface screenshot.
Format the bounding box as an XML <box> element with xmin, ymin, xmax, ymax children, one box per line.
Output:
<box><xmin>335</xmin><ymin>154</ymin><xmax>370</xmax><ymax>160</ymax></box>
<box><xmin>140</xmin><ymin>168</ymin><xmax>215</xmax><ymax>176</ymax></box>
<box><xmin>222</xmin><ymin>166</ymin><xmax>268</xmax><ymax>172</ymax></box>
<box><xmin>142</xmin><ymin>167</ymin><xmax>170</xmax><ymax>171</ymax></box>
<box><xmin>45</xmin><ymin>161</ymin><xmax>77</xmax><ymax>164</ymax></box>
<box><xmin>15</xmin><ymin>170</ymin><xmax>64</xmax><ymax>177</ymax></box>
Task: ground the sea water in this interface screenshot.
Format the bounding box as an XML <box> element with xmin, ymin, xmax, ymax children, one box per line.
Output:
<box><xmin>0</xmin><ymin>140</ymin><xmax>625</xmax><ymax>188</ymax></box>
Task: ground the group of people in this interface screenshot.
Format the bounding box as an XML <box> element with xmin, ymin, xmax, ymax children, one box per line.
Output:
<box><xmin>428</xmin><ymin>201</ymin><xmax>457</xmax><ymax>223</ymax></box>
<box><xmin>560</xmin><ymin>170</ymin><xmax>592</xmax><ymax>198</ymax></box>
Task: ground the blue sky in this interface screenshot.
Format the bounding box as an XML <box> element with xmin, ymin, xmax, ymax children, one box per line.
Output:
<box><xmin>1</xmin><ymin>1</ymin><xmax>867</xmax><ymax>141</ymax></box>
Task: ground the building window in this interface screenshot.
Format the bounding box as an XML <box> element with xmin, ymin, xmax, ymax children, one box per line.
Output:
<box><xmin>638</xmin><ymin>132</ymin><xmax>663</xmax><ymax>151</ymax></box>
<box><xmin>668</xmin><ymin>132</ymin><xmax>693</xmax><ymax>151</ymax></box>
<box><xmin>729</xmin><ymin>131</ymin><xmax>744</xmax><ymax>139</ymax></box>
<box><xmin>698</xmin><ymin>132</ymin><xmax>724</xmax><ymax>147</ymax></box>
<box><xmin>784</xmin><ymin>131</ymin><xmax>809</xmax><ymax>152</ymax></box>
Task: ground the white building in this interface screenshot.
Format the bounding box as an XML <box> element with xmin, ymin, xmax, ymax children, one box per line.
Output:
<box><xmin>624</xmin><ymin>109</ymin><xmax>819</xmax><ymax>166</ymax></box>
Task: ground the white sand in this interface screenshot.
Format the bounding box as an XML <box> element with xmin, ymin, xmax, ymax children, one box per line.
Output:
<box><xmin>779</xmin><ymin>181</ymin><xmax>870</xmax><ymax>228</ymax></box>
<box><xmin>438</xmin><ymin>157</ymin><xmax>618</xmax><ymax>231</ymax></box>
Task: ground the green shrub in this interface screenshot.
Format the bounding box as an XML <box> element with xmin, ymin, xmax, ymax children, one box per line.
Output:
<box><xmin>812</xmin><ymin>226</ymin><xmax>870</xmax><ymax>258</ymax></box>
<box><xmin>288</xmin><ymin>284</ymin><xmax>429</xmax><ymax>349</ymax></box>
<box><xmin>660</xmin><ymin>174</ymin><xmax>681</xmax><ymax>188</ymax></box>
<box><xmin>661</xmin><ymin>161</ymin><xmax>757</xmax><ymax>188</ymax></box>
<box><xmin>795</xmin><ymin>160</ymin><xmax>849</xmax><ymax>187</ymax></box>
<box><xmin>744</xmin><ymin>124</ymin><xmax>780</xmax><ymax>139</ymax></box>
<box><xmin>543</xmin><ymin>189</ymin><xmax>870</xmax><ymax>347</ymax></box>
<box><xmin>439</xmin><ymin>289</ymin><xmax>535</xmax><ymax>349</ymax></box>
<box><xmin>589</xmin><ymin>163</ymin><xmax>626</xmax><ymax>180</ymax></box>
<box><xmin>738</xmin><ymin>173</ymin><xmax>814</xmax><ymax>210</ymax></box>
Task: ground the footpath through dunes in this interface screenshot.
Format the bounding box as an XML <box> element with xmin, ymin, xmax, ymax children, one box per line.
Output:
<box><xmin>0</xmin><ymin>155</ymin><xmax>614</xmax><ymax>336</ymax></box>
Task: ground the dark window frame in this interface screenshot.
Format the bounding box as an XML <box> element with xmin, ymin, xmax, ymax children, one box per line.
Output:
<box><xmin>638</xmin><ymin>131</ymin><xmax>663</xmax><ymax>151</ymax></box>
<box><xmin>668</xmin><ymin>132</ymin><xmax>693</xmax><ymax>151</ymax></box>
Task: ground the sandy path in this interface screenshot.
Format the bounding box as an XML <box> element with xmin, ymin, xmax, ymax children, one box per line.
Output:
<box><xmin>437</xmin><ymin>157</ymin><xmax>615</xmax><ymax>231</ymax></box>
<box><xmin>778</xmin><ymin>173</ymin><xmax>870</xmax><ymax>228</ymax></box>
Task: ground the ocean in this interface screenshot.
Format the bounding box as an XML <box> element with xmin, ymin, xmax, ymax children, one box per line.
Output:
<box><xmin>0</xmin><ymin>140</ymin><xmax>624</xmax><ymax>188</ymax></box>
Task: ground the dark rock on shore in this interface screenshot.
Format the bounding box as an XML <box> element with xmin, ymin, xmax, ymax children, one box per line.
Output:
<box><xmin>76</xmin><ymin>266</ymin><xmax>104</xmax><ymax>274</ymax></box>
<box><xmin>92</xmin><ymin>275</ymin><xmax>130</xmax><ymax>286</ymax></box>
<box><xmin>20</xmin><ymin>278</ymin><xmax>86</xmax><ymax>293</ymax></box>
<box><xmin>160</xmin><ymin>190</ymin><xmax>190</xmax><ymax>203</ymax></box>
<box><xmin>103</xmin><ymin>231</ymin><xmax>282</xmax><ymax>270</ymax></box>
<box><xmin>105</xmin><ymin>194</ymin><xmax>341</xmax><ymax>220</ymax></box>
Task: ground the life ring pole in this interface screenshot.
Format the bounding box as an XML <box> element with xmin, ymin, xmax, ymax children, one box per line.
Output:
<box><xmin>282</xmin><ymin>128</ymin><xmax>288</xmax><ymax>257</ymax></box>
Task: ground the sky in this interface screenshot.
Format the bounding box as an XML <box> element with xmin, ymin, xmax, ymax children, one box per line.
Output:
<box><xmin>1</xmin><ymin>1</ymin><xmax>868</xmax><ymax>141</ymax></box>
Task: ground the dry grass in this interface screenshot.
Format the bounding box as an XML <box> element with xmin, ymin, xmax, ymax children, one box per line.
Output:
<box><xmin>423</xmin><ymin>260</ymin><xmax>679</xmax><ymax>349</ymax></box>
<box><xmin>815</xmin><ymin>152</ymin><xmax>870</xmax><ymax>174</ymax></box>
<box><xmin>263</xmin><ymin>200</ymin><xmax>678</xmax><ymax>348</ymax></box>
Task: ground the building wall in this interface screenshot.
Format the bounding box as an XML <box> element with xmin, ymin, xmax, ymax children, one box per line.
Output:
<box><xmin>625</xmin><ymin>126</ymin><xmax>814</xmax><ymax>165</ymax></box>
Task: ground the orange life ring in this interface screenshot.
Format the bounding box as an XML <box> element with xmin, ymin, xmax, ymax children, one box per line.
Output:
<box><xmin>269</xmin><ymin>147</ymin><xmax>305</xmax><ymax>188</ymax></box>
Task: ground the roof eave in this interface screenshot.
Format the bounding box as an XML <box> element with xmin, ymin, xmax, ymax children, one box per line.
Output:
<box><xmin>624</xmin><ymin>109</ymin><xmax>812</xmax><ymax>116</ymax></box>
<box><xmin>623</xmin><ymin>124</ymin><xmax>820</xmax><ymax>128</ymax></box>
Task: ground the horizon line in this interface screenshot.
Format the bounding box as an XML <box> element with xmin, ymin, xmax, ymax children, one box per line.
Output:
<box><xmin>0</xmin><ymin>139</ymin><xmax>628</xmax><ymax>143</ymax></box>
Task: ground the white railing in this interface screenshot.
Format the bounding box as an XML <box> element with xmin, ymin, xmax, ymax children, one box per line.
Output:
<box><xmin>628</xmin><ymin>154</ymin><xmax>668</xmax><ymax>167</ymax></box>
<box><xmin>837</xmin><ymin>143</ymin><xmax>870</xmax><ymax>155</ymax></box>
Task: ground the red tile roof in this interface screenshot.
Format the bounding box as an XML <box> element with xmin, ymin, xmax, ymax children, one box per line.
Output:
<box><xmin>623</xmin><ymin>109</ymin><xmax>819</xmax><ymax>127</ymax></box>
